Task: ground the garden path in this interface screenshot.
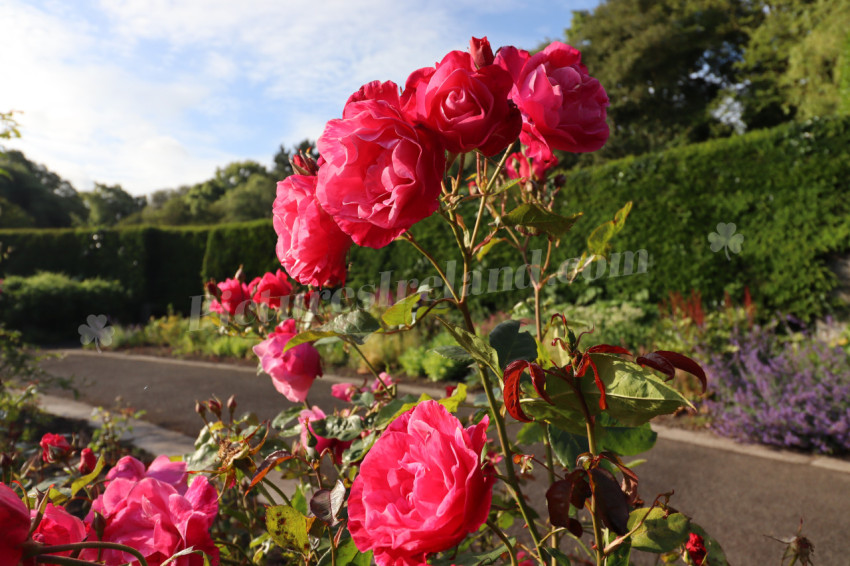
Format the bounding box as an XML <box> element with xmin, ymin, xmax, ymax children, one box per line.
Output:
<box><xmin>40</xmin><ymin>349</ymin><xmax>850</xmax><ymax>565</ymax></box>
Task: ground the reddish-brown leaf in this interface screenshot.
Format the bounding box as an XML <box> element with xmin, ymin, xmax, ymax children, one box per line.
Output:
<box><xmin>586</xmin><ymin>344</ymin><xmax>632</xmax><ymax>357</ymax></box>
<box><xmin>639</xmin><ymin>350</ymin><xmax>707</xmax><ymax>393</ymax></box>
<box><xmin>503</xmin><ymin>360</ymin><xmax>534</xmax><ymax>422</ymax></box>
<box><xmin>589</xmin><ymin>467</ymin><xmax>630</xmax><ymax>536</ymax></box>
<box><xmin>248</xmin><ymin>449</ymin><xmax>294</xmax><ymax>490</ymax></box>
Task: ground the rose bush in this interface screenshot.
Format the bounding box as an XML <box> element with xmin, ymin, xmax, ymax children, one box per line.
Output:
<box><xmin>348</xmin><ymin>401</ymin><xmax>493</xmax><ymax>566</ymax></box>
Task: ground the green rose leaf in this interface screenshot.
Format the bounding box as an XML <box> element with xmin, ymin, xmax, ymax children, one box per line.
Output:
<box><xmin>489</xmin><ymin>320</ymin><xmax>538</xmax><ymax>370</ymax></box>
<box><xmin>266</xmin><ymin>505</ymin><xmax>313</xmax><ymax>554</ymax></box>
<box><xmin>502</xmin><ymin>203</ymin><xmax>582</xmax><ymax>238</ymax></box>
<box><xmin>438</xmin><ymin>318</ymin><xmax>500</xmax><ymax>376</ymax></box>
<box><xmin>310</xmin><ymin>415</ymin><xmax>363</xmax><ymax>442</ymax></box>
<box><xmin>284</xmin><ymin>309</ymin><xmax>380</xmax><ymax>352</ymax></box>
<box><xmin>627</xmin><ymin>507</ymin><xmax>690</xmax><ymax>553</ymax></box>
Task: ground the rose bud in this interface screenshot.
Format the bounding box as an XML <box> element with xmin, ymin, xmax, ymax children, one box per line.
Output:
<box><xmin>39</xmin><ymin>433</ymin><xmax>71</xmax><ymax>464</ymax></box>
<box><xmin>470</xmin><ymin>36</ymin><xmax>494</xmax><ymax>67</ymax></box>
<box><xmin>207</xmin><ymin>398</ymin><xmax>222</xmax><ymax>418</ymax></box>
<box><xmin>78</xmin><ymin>448</ymin><xmax>97</xmax><ymax>475</ymax></box>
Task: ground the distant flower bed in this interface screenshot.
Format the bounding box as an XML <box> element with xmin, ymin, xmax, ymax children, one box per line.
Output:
<box><xmin>705</xmin><ymin>319</ymin><xmax>850</xmax><ymax>455</ymax></box>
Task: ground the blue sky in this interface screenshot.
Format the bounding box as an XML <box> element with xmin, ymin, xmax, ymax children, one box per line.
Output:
<box><xmin>1</xmin><ymin>0</ymin><xmax>601</xmax><ymax>196</ymax></box>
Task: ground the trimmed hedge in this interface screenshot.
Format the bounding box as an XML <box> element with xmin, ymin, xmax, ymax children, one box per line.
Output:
<box><xmin>1</xmin><ymin>116</ymin><xmax>848</xmax><ymax>331</ymax></box>
<box><xmin>546</xmin><ymin>116</ymin><xmax>850</xmax><ymax>319</ymax></box>
<box><xmin>0</xmin><ymin>272</ymin><xmax>129</xmax><ymax>343</ymax></box>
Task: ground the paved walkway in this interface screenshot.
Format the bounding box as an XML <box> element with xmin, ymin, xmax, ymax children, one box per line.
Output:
<box><xmin>39</xmin><ymin>349</ymin><xmax>850</xmax><ymax>565</ymax></box>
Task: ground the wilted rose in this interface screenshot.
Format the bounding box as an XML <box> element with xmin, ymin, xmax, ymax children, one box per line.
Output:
<box><xmin>348</xmin><ymin>401</ymin><xmax>493</xmax><ymax>565</ymax></box>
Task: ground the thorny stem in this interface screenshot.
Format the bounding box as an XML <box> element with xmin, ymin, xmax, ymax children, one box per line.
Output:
<box><xmin>586</xmin><ymin>420</ymin><xmax>604</xmax><ymax>566</ymax></box>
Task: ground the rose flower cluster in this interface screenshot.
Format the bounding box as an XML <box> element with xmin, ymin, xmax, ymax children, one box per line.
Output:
<box><xmin>273</xmin><ymin>36</ymin><xmax>609</xmax><ymax>288</ymax></box>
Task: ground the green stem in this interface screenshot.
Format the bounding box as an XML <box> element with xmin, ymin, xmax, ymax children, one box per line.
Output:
<box><xmin>27</xmin><ymin>542</ymin><xmax>149</xmax><ymax>566</ymax></box>
<box><xmin>349</xmin><ymin>341</ymin><xmax>392</xmax><ymax>396</ymax></box>
<box><xmin>486</xmin><ymin>519</ymin><xmax>518</xmax><ymax>566</ymax></box>
<box><xmin>263</xmin><ymin>477</ymin><xmax>292</xmax><ymax>506</ymax></box>
<box><xmin>457</xmin><ymin>304</ymin><xmax>545</xmax><ymax>561</ymax></box>
<box><xmin>542</xmin><ymin>423</ymin><xmax>560</xmax><ymax>564</ymax></box>
<box><xmin>402</xmin><ymin>232</ymin><xmax>460</xmax><ymax>303</ymax></box>
<box><xmin>586</xmin><ymin>419</ymin><xmax>604</xmax><ymax>566</ymax></box>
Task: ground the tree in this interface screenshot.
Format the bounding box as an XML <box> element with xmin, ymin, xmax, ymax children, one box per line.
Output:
<box><xmin>81</xmin><ymin>183</ymin><xmax>146</xmax><ymax>227</ymax></box>
<box><xmin>737</xmin><ymin>0</ymin><xmax>850</xmax><ymax>124</ymax></box>
<box><xmin>564</xmin><ymin>0</ymin><xmax>754</xmax><ymax>160</ymax></box>
<box><xmin>0</xmin><ymin>150</ymin><xmax>87</xmax><ymax>227</ymax></box>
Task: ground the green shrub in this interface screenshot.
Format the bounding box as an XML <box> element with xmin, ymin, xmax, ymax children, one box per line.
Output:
<box><xmin>399</xmin><ymin>346</ymin><xmax>427</xmax><ymax>378</ymax></box>
<box><xmin>200</xmin><ymin>220</ymin><xmax>279</xmax><ymax>282</ymax></box>
<box><xmin>421</xmin><ymin>333</ymin><xmax>471</xmax><ymax>382</ymax></box>
<box><xmin>0</xmin><ymin>272</ymin><xmax>129</xmax><ymax>343</ymax></box>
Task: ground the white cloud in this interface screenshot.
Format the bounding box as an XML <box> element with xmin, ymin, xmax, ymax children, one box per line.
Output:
<box><xmin>1</xmin><ymin>0</ymin><xmax>595</xmax><ymax>196</ymax></box>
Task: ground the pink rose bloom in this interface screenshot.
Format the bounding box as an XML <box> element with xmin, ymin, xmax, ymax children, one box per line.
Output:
<box><xmin>298</xmin><ymin>406</ymin><xmax>353</xmax><ymax>465</ymax></box>
<box><xmin>496</xmin><ymin>41</ymin><xmax>609</xmax><ymax>161</ymax></box>
<box><xmin>78</xmin><ymin>447</ymin><xmax>97</xmax><ymax>474</ymax></box>
<box><xmin>253</xmin><ymin>319</ymin><xmax>323</xmax><ymax>403</ymax></box>
<box><xmin>370</xmin><ymin>372</ymin><xmax>395</xmax><ymax>393</ymax></box>
<box><xmin>331</xmin><ymin>382</ymin><xmax>358</xmax><ymax>402</ymax></box>
<box><xmin>348</xmin><ymin>401</ymin><xmax>493</xmax><ymax>566</ymax></box>
<box><xmin>0</xmin><ymin>483</ymin><xmax>30</xmax><ymax>566</ymax></box>
<box><xmin>209</xmin><ymin>278</ymin><xmax>251</xmax><ymax>317</ymax></box>
<box><xmin>316</xmin><ymin>82</ymin><xmax>445</xmax><ymax>249</ymax></box>
<box><xmin>506</xmin><ymin>150</ymin><xmax>558</xmax><ymax>183</ymax></box>
<box><xmin>106</xmin><ymin>455</ymin><xmax>188</xmax><ymax>493</ymax></box>
<box><xmin>401</xmin><ymin>47</ymin><xmax>521</xmax><ymax>156</ymax></box>
<box><xmin>83</xmin><ymin>475</ymin><xmax>218</xmax><ymax>566</ymax></box>
<box><xmin>40</xmin><ymin>433</ymin><xmax>71</xmax><ymax>463</ymax></box>
<box><xmin>251</xmin><ymin>269</ymin><xmax>293</xmax><ymax>309</ymax></box>
<box><xmin>273</xmin><ymin>173</ymin><xmax>352</xmax><ymax>287</ymax></box>
<box><xmin>31</xmin><ymin>503</ymin><xmax>86</xmax><ymax>554</ymax></box>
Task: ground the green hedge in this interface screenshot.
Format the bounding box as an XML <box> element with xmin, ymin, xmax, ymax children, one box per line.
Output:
<box><xmin>544</xmin><ymin>116</ymin><xmax>850</xmax><ymax>320</ymax></box>
<box><xmin>1</xmin><ymin>116</ymin><xmax>848</xmax><ymax>330</ymax></box>
<box><xmin>0</xmin><ymin>272</ymin><xmax>129</xmax><ymax>343</ymax></box>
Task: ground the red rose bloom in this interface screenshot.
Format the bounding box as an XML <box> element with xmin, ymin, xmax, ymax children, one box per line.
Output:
<box><xmin>496</xmin><ymin>41</ymin><xmax>609</xmax><ymax>161</ymax></box>
<box><xmin>316</xmin><ymin>82</ymin><xmax>445</xmax><ymax>249</ymax></box>
<box><xmin>401</xmin><ymin>47</ymin><xmax>521</xmax><ymax>156</ymax></box>
<box><xmin>0</xmin><ymin>483</ymin><xmax>30</xmax><ymax>566</ymax></box>
<box><xmin>686</xmin><ymin>532</ymin><xmax>707</xmax><ymax>565</ymax></box>
<box><xmin>273</xmin><ymin>173</ymin><xmax>352</xmax><ymax>287</ymax></box>
<box><xmin>251</xmin><ymin>269</ymin><xmax>293</xmax><ymax>309</ymax></box>
<box><xmin>40</xmin><ymin>433</ymin><xmax>71</xmax><ymax>463</ymax></box>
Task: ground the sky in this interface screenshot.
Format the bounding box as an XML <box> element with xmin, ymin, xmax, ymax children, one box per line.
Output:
<box><xmin>0</xmin><ymin>0</ymin><xmax>601</xmax><ymax>197</ymax></box>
